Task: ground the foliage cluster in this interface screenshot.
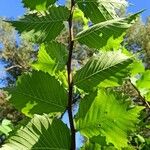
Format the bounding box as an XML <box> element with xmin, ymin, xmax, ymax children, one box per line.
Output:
<box><xmin>0</xmin><ymin>0</ymin><xmax>150</xmax><ymax>150</ymax></box>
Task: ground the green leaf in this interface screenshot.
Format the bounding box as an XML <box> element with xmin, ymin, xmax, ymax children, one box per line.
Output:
<box><xmin>101</xmin><ymin>34</ymin><xmax>125</xmax><ymax>51</ymax></box>
<box><xmin>81</xmin><ymin>136</ymin><xmax>116</xmax><ymax>150</ymax></box>
<box><xmin>136</xmin><ymin>70</ymin><xmax>150</xmax><ymax>89</ymax></box>
<box><xmin>1</xmin><ymin>115</ymin><xmax>70</xmax><ymax>150</ymax></box>
<box><xmin>81</xmin><ymin>142</ymin><xmax>101</xmax><ymax>150</ymax></box>
<box><xmin>90</xmin><ymin>135</ymin><xmax>108</xmax><ymax>147</ymax></box>
<box><xmin>8</xmin><ymin>6</ymin><xmax>69</xmax><ymax>43</ymax></box>
<box><xmin>74</xmin><ymin>51</ymin><xmax>132</xmax><ymax>92</ymax></box>
<box><xmin>76</xmin><ymin>0</ymin><xmax>128</xmax><ymax>23</ymax></box>
<box><xmin>130</xmin><ymin>60</ymin><xmax>145</xmax><ymax>76</ymax></box>
<box><xmin>75</xmin><ymin>13</ymin><xmax>140</xmax><ymax>49</ymax></box>
<box><xmin>76</xmin><ymin>89</ymin><xmax>143</xmax><ymax>149</ymax></box>
<box><xmin>134</xmin><ymin>70</ymin><xmax>150</xmax><ymax>102</ymax></box>
<box><xmin>0</xmin><ymin>119</ymin><xmax>13</xmax><ymax>136</ymax></box>
<box><xmin>9</xmin><ymin>71</ymin><xmax>67</xmax><ymax>115</ymax></box>
<box><xmin>136</xmin><ymin>134</ymin><xmax>145</xmax><ymax>143</ymax></box>
<box><xmin>22</xmin><ymin>0</ymin><xmax>56</xmax><ymax>11</ymax></box>
<box><xmin>73</xmin><ymin>8</ymin><xmax>89</xmax><ymax>30</ymax></box>
<box><xmin>32</xmin><ymin>42</ymin><xmax>68</xmax><ymax>75</ymax></box>
<box><xmin>145</xmin><ymin>90</ymin><xmax>150</xmax><ymax>102</ymax></box>
<box><xmin>98</xmin><ymin>78</ymin><xmax>120</xmax><ymax>88</ymax></box>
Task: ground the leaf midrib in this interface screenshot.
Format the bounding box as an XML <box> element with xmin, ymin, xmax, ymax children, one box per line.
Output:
<box><xmin>75</xmin><ymin>58</ymin><xmax>129</xmax><ymax>85</ymax></box>
<box><xmin>76</xmin><ymin>18</ymin><xmax>126</xmax><ymax>39</ymax></box>
<box><xmin>14</xmin><ymin>90</ymin><xmax>66</xmax><ymax>109</ymax></box>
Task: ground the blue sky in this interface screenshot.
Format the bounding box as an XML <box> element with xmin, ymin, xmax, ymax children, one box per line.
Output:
<box><xmin>0</xmin><ymin>0</ymin><xmax>25</xmax><ymax>18</ymax></box>
<box><xmin>128</xmin><ymin>0</ymin><xmax>150</xmax><ymax>20</ymax></box>
<box><xmin>0</xmin><ymin>0</ymin><xmax>149</xmax><ymax>20</ymax></box>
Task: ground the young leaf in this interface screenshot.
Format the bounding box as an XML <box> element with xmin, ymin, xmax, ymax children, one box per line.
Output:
<box><xmin>73</xmin><ymin>8</ymin><xmax>89</xmax><ymax>30</ymax></box>
<box><xmin>75</xmin><ymin>13</ymin><xmax>140</xmax><ymax>49</ymax></box>
<box><xmin>8</xmin><ymin>6</ymin><xmax>69</xmax><ymax>43</ymax></box>
<box><xmin>76</xmin><ymin>0</ymin><xmax>128</xmax><ymax>23</ymax></box>
<box><xmin>22</xmin><ymin>0</ymin><xmax>56</xmax><ymax>11</ymax></box>
<box><xmin>101</xmin><ymin>34</ymin><xmax>125</xmax><ymax>51</ymax></box>
<box><xmin>74</xmin><ymin>51</ymin><xmax>132</xmax><ymax>92</ymax></box>
<box><xmin>130</xmin><ymin>60</ymin><xmax>145</xmax><ymax>76</ymax></box>
<box><xmin>0</xmin><ymin>119</ymin><xmax>13</xmax><ymax>136</ymax></box>
<box><xmin>136</xmin><ymin>70</ymin><xmax>150</xmax><ymax>89</ymax></box>
<box><xmin>76</xmin><ymin>89</ymin><xmax>143</xmax><ymax>149</ymax></box>
<box><xmin>32</xmin><ymin>44</ymin><xmax>56</xmax><ymax>75</ymax></box>
<box><xmin>145</xmin><ymin>90</ymin><xmax>150</xmax><ymax>102</ymax></box>
<box><xmin>32</xmin><ymin>42</ymin><xmax>68</xmax><ymax>75</ymax></box>
<box><xmin>8</xmin><ymin>71</ymin><xmax>68</xmax><ymax>115</ymax></box>
<box><xmin>1</xmin><ymin>115</ymin><xmax>70</xmax><ymax>150</ymax></box>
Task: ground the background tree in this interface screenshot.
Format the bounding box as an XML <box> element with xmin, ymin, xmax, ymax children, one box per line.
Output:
<box><xmin>0</xmin><ymin>19</ymin><xmax>36</xmax><ymax>125</ymax></box>
<box><xmin>0</xmin><ymin>18</ymin><xmax>36</xmax><ymax>86</ymax></box>
<box><xmin>126</xmin><ymin>17</ymin><xmax>150</xmax><ymax>69</ymax></box>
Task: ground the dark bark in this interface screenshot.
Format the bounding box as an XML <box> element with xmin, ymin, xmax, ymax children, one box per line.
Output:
<box><xmin>67</xmin><ymin>0</ymin><xmax>76</xmax><ymax>150</ymax></box>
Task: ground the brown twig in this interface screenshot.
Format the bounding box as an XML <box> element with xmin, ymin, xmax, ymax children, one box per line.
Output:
<box><xmin>67</xmin><ymin>0</ymin><xmax>76</xmax><ymax>150</ymax></box>
<box><xmin>5</xmin><ymin>65</ymin><xmax>23</xmax><ymax>71</ymax></box>
<box><xmin>129</xmin><ymin>79</ymin><xmax>150</xmax><ymax>109</ymax></box>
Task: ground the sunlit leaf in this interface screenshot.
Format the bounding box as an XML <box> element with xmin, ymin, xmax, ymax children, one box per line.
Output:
<box><xmin>22</xmin><ymin>0</ymin><xmax>56</xmax><ymax>11</ymax></box>
<box><xmin>0</xmin><ymin>119</ymin><xmax>13</xmax><ymax>136</ymax></box>
<box><xmin>76</xmin><ymin>0</ymin><xmax>128</xmax><ymax>23</ymax></box>
<box><xmin>74</xmin><ymin>51</ymin><xmax>132</xmax><ymax>92</ymax></box>
<box><xmin>1</xmin><ymin>115</ymin><xmax>70</xmax><ymax>150</ymax></box>
<box><xmin>130</xmin><ymin>60</ymin><xmax>145</xmax><ymax>76</ymax></box>
<box><xmin>73</xmin><ymin>8</ymin><xmax>89</xmax><ymax>30</ymax></box>
<box><xmin>8</xmin><ymin>6</ymin><xmax>69</xmax><ymax>43</ymax></box>
<box><xmin>76</xmin><ymin>13</ymin><xmax>141</xmax><ymax>49</ymax></box>
<box><xmin>76</xmin><ymin>89</ymin><xmax>143</xmax><ymax>149</ymax></box>
<box><xmin>136</xmin><ymin>70</ymin><xmax>150</xmax><ymax>89</ymax></box>
<box><xmin>32</xmin><ymin>42</ymin><xmax>68</xmax><ymax>75</ymax></box>
<box><xmin>9</xmin><ymin>71</ymin><xmax>68</xmax><ymax>115</ymax></box>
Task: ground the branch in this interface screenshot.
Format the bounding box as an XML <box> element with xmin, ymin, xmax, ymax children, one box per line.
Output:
<box><xmin>67</xmin><ymin>0</ymin><xmax>76</xmax><ymax>150</ymax></box>
<box><xmin>128</xmin><ymin>79</ymin><xmax>150</xmax><ymax>109</ymax></box>
<box><xmin>5</xmin><ymin>65</ymin><xmax>23</xmax><ymax>71</ymax></box>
